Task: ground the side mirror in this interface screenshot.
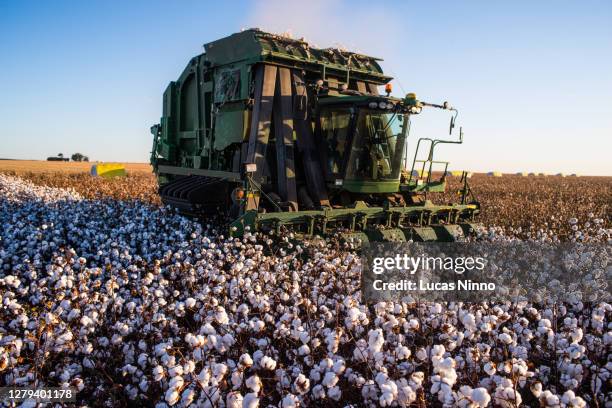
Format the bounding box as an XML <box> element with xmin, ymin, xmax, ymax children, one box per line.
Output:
<box><xmin>449</xmin><ymin>116</ymin><xmax>455</xmax><ymax>134</ymax></box>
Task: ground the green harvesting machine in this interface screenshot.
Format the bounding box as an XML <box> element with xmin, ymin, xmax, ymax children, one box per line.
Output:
<box><xmin>150</xmin><ymin>29</ymin><xmax>479</xmax><ymax>242</ymax></box>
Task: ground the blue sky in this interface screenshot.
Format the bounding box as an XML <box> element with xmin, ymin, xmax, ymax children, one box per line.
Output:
<box><xmin>1</xmin><ymin>1</ymin><xmax>610</xmax><ymax>175</ymax></box>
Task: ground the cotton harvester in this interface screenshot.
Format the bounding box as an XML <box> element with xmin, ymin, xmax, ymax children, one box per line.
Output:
<box><xmin>150</xmin><ymin>29</ymin><xmax>479</xmax><ymax>242</ymax></box>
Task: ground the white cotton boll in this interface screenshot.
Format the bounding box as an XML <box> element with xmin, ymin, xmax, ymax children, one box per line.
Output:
<box><xmin>561</xmin><ymin>390</ymin><xmax>576</xmax><ymax>404</ymax></box>
<box><xmin>139</xmin><ymin>378</ymin><xmax>149</xmax><ymax>392</ymax></box>
<box><xmin>494</xmin><ymin>386</ymin><xmax>522</xmax><ymax>407</ymax></box>
<box><xmin>161</xmin><ymin>353</ymin><xmax>176</xmax><ymax>368</ymax></box>
<box><xmin>461</xmin><ymin>313</ymin><xmax>477</xmax><ymax>330</ymax></box>
<box><xmin>116</xmin><ymin>322</ymin><xmax>130</xmax><ymax>336</ymax></box>
<box><xmin>375</xmin><ymin>372</ymin><xmax>389</xmax><ymax>386</ymax></box>
<box><xmin>322</xmin><ymin>371</ymin><xmax>338</xmax><ymax>388</ymax></box>
<box><xmin>215</xmin><ymin>307</ymin><xmax>229</xmax><ymax>324</ymax></box>
<box><xmin>298</xmin><ymin>331</ymin><xmax>310</xmax><ymax>345</ymax></box>
<box><xmin>168</xmin><ymin>365</ymin><xmax>183</xmax><ymax>377</ymax></box>
<box><xmin>231</xmin><ymin>370</ymin><xmax>243</xmax><ymax>388</ymax></box>
<box><xmin>471</xmin><ymin>387</ymin><xmax>491</xmax><ymax>407</ymax></box>
<box><xmin>530</xmin><ymin>382</ymin><xmax>542</xmax><ymax>398</ymax></box>
<box><xmin>311</xmin><ymin>384</ymin><xmax>325</xmax><ymax>399</ymax></box>
<box><xmin>246</xmin><ymin>375</ymin><xmax>262</xmax><ymax>393</ymax></box>
<box><xmin>396</xmin><ymin>345</ymin><xmax>411</xmax><ymax>360</ymax></box>
<box><xmin>223</xmin><ymin>333</ymin><xmax>235</xmax><ymax>347</ymax></box>
<box><xmin>281</xmin><ymin>394</ymin><xmax>298</xmax><ymax>407</ymax></box>
<box><xmin>483</xmin><ymin>362</ymin><xmax>496</xmax><ymax>376</ymax></box>
<box><xmin>183</xmin><ymin>360</ymin><xmax>196</xmax><ymax>375</ymax></box>
<box><xmin>185</xmin><ymin>333</ymin><xmax>197</xmax><ymax>348</ymax></box>
<box><xmin>559</xmin><ymin>389</ymin><xmax>586</xmax><ymax>407</ymax></box>
<box><xmin>165</xmin><ymin>388</ymin><xmax>179</xmax><ymax>406</ymax></box>
<box><xmin>81</xmin><ymin>342</ymin><xmax>94</xmax><ymax>354</ymax></box>
<box><xmin>242</xmin><ymin>392</ymin><xmax>259</xmax><ymax>408</ymax></box>
<box><xmin>213</xmin><ymin>363</ymin><xmax>228</xmax><ymax>379</ymax></box>
<box><xmin>328</xmin><ymin>386</ymin><xmax>341</xmax><ymax>401</ymax></box>
<box><xmin>180</xmin><ymin>388</ymin><xmax>195</xmax><ymax>406</ymax></box>
<box><xmin>55</xmin><ymin>331</ymin><xmax>73</xmax><ymax>346</ymax></box>
<box><xmin>168</xmin><ymin>375</ymin><xmax>184</xmax><ymax>390</ymax></box>
<box><xmin>410</xmin><ymin>372</ymin><xmax>425</xmax><ymax>387</ymax></box>
<box><xmin>407</xmin><ymin>318</ymin><xmax>420</xmax><ymax>330</ymax></box>
<box><xmin>540</xmin><ymin>390</ymin><xmax>560</xmax><ymax>406</ymax></box>
<box><xmin>226</xmin><ymin>391</ymin><xmax>243</xmax><ymax>408</ymax></box>
<box><xmin>570</xmin><ymin>328</ymin><xmax>583</xmax><ymax>343</ymax></box>
<box><xmin>137</xmin><ymin>353</ymin><xmax>148</xmax><ymax>368</ymax></box>
<box><xmin>353</xmin><ymin>340</ymin><xmax>368</xmax><ymax>362</ymax></box>
<box><xmin>431</xmin><ymin>344</ymin><xmax>445</xmax><ymax>358</ymax></box>
<box><xmin>185</xmin><ymin>297</ymin><xmax>196</xmax><ymax>308</ymax></box>
<box><xmin>67</xmin><ymin>308</ymin><xmax>80</xmax><ymax>321</ymax></box>
<box><xmin>379</xmin><ymin>391</ymin><xmax>394</xmax><ymax>407</ymax></box>
<box><xmin>368</xmin><ymin>329</ymin><xmax>384</xmax><ymax>354</ymax></box>
<box><xmin>416</xmin><ymin>348</ymin><xmax>428</xmax><ymax>361</ymax></box>
<box><xmin>196</xmin><ymin>368</ymin><xmax>211</xmax><ymax>388</ymax></box>
<box><xmin>397</xmin><ymin>381</ymin><xmax>416</xmax><ymax>406</ymax></box>
<box><xmin>498</xmin><ymin>332</ymin><xmax>513</xmax><ymax>344</ymax></box>
<box><xmin>83</xmin><ymin>357</ymin><xmax>95</xmax><ymax>369</ymax></box>
<box><xmin>293</xmin><ymin>374</ymin><xmax>310</xmax><ymax>395</ymax></box>
<box><xmin>298</xmin><ymin>344</ymin><xmax>310</xmax><ymax>356</ymax></box>
<box><xmin>318</xmin><ymin>357</ymin><xmax>333</xmax><ymax>371</ymax></box>
<box><xmin>260</xmin><ymin>356</ymin><xmax>276</xmax><ymax>370</ymax></box>
<box><xmin>309</xmin><ymin>369</ymin><xmax>321</xmax><ymax>383</ymax></box>
<box><xmin>239</xmin><ymin>353</ymin><xmax>253</xmax><ymax>367</ymax></box>
<box><xmin>332</xmin><ymin>359</ymin><xmax>345</xmax><ymax>374</ymax></box>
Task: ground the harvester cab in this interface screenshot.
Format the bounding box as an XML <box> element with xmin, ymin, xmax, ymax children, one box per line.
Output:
<box><xmin>313</xmin><ymin>92</ymin><xmax>457</xmax><ymax>198</ymax></box>
<box><xmin>150</xmin><ymin>29</ymin><xmax>479</xmax><ymax>242</ymax></box>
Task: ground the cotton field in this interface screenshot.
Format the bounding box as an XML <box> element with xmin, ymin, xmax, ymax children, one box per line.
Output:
<box><xmin>1</xmin><ymin>173</ymin><xmax>611</xmax><ymax>407</ymax></box>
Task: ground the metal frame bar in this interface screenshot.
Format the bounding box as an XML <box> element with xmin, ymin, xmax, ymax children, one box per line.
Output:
<box><xmin>157</xmin><ymin>165</ymin><xmax>241</xmax><ymax>182</ymax></box>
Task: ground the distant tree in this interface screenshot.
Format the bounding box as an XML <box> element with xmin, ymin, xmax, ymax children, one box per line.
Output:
<box><xmin>71</xmin><ymin>153</ymin><xmax>88</xmax><ymax>162</ymax></box>
<box><xmin>58</xmin><ymin>153</ymin><xmax>64</xmax><ymax>158</ymax></box>
<box><xmin>83</xmin><ymin>156</ymin><xmax>90</xmax><ymax>162</ymax></box>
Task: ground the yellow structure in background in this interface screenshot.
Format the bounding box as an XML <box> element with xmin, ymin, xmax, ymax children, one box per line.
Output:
<box><xmin>90</xmin><ymin>163</ymin><xmax>127</xmax><ymax>178</ymax></box>
<box><xmin>487</xmin><ymin>171</ymin><xmax>503</xmax><ymax>177</ymax></box>
<box><xmin>410</xmin><ymin>169</ymin><xmax>429</xmax><ymax>178</ymax></box>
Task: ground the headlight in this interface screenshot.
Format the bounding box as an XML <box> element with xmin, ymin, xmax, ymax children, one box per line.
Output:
<box><xmin>378</xmin><ymin>101</ymin><xmax>387</xmax><ymax>109</ymax></box>
<box><xmin>369</xmin><ymin>102</ymin><xmax>378</xmax><ymax>109</ymax></box>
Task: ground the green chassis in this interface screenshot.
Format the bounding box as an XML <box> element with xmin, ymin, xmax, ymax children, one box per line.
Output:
<box><xmin>230</xmin><ymin>200</ymin><xmax>480</xmax><ymax>242</ymax></box>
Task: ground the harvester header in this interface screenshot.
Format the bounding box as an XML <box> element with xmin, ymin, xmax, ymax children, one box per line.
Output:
<box><xmin>151</xmin><ymin>29</ymin><xmax>479</xmax><ymax>242</ymax></box>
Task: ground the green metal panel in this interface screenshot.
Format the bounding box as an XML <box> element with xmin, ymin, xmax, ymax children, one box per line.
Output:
<box><xmin>404</xmin><ymin>227</ymin><xmax>439</xmax><ymax>241</ymax></box>
<box><xmin>157</xmin><ymin>165</ymin><xmax>242</xmax><ymax>182</ymax></box>
<box><xmin>204</xmin><ymin>29</ymin><xmax>391</xmax><ymax>85</ymax></box>
<box><xmin>342</xmin><ymin>180</ymin><xmax>400</xmax><ymax>193</ymax></box>
<box><xmin>214</xmin><ymin>67</ymin><xmax>243</xmax><ymax>103</ymax></box>
<box><xmin>432</xmin><ymin>225</ymin><xmax>464</xmax><ymax>241</ymax></box>
<box><xmin>213</xmin><ymin>104</ymin><xmax>247</xmax><ymax>151</ymax></box>
<box><xmin>339</xmin><ymin>231</ymin><xmax>370</xmax><ymax>243</ymax></box>
<box><xmin>365</xmin><ymin>228</ymin><xmax>406</xmax><ymax>242</ymax></box>
<box><xmin>403</xmin><ymin>180</ymin><xmax>447</xmax><ymax>193</ymax></box>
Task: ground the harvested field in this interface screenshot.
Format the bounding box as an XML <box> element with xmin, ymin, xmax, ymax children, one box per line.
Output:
<box><xmin>0</xmin><ymin>160</ymin><xmax>159</xmax><ymax>204</ymax></box>
<box><xmin>0</xmin><ymin>167</ymin><xmax>610</xmax><ymax>407</ymax></box>
<box><xmin>0</xmin><ymin>160</ymin><xmax>152</xmax><ymax>174</ymax></box>
<box><xmin>444</xmin><ymin>174</ymin><xmax>611</xmax><ymax>240</ymax></box>
<box><xmin>1</xmin><ymin>161</ymin><xmax>609</xmax><ymax>237</ymax></box>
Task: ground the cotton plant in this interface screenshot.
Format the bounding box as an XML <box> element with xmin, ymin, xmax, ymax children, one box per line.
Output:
<box><xmin>0</xmin><ymin>174</ymin><xmax>610</xmax><ymax>406</ymax></box>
